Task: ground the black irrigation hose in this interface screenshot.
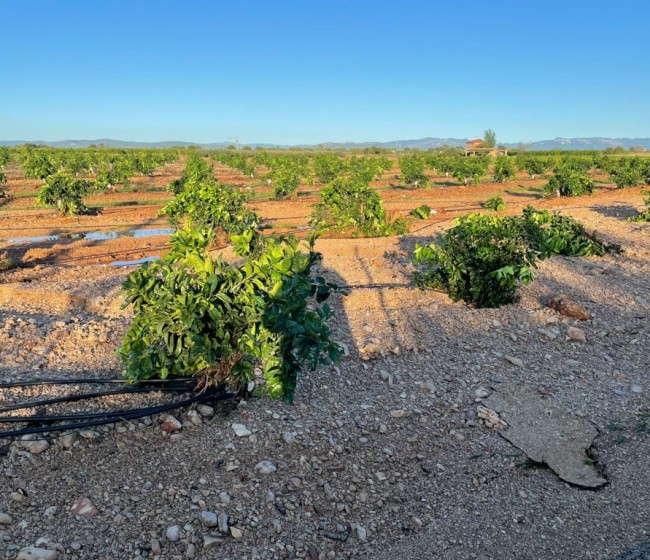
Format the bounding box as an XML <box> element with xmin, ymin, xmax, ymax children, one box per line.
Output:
<box><xmin>0</xmin><ymin>386</ymin><xmax>193</xmax><ymax>414</ymax></box>
<box><xmin>0</xmin><ymin>377</ymin><xmax>197</xmax><ymax>389</ymax></box>
<box><xmin>0</xmin><ymin>388</ymin><xmax>228</xmax><ymax>424</ymax></box>
<box><xmin>0</xmin><ymin>387</ymin><xmax>232</xmax><ymax>439</ymax></box>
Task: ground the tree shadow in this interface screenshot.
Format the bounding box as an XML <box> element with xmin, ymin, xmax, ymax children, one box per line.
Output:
<box><xmin>590</xmin><ymin>204</ymin><xmax>640</xmax><ymax>220</ymax></box>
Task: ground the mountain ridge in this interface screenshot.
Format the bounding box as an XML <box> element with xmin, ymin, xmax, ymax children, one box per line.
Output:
<box><xmin>1</xmin><ymin>137</ymin><xmax>649</xmax><ymax>151</ymax></box>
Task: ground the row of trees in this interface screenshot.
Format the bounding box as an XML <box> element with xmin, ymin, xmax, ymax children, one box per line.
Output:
<box><xmin>5</xmin><ymin>146</ymin><xmax>178</xmax><ymax>186</ymax></box>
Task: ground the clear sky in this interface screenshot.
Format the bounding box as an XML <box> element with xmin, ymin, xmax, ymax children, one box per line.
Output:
<box><xmin>1</xmin><ymin>0</ymin><xmax>648</xmax><ymax>144</ymax></box>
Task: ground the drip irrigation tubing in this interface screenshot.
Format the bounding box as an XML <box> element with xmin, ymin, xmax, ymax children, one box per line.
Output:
<box><xmin>0</xmin><ymin>386</ymin><xmax>232</xmax><ymax>439</ymax></box>
<box><xmin>0</xmin><ymin>386</ymin><xmax>194</xmax><ymax>414</ymax></box>
<box><xmin>0</xmin><ymin>377</ymin><xmax>196</xmax><ymax>389</ymax></box>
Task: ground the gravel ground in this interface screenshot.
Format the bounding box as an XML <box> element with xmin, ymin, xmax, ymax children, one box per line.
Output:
<box><xmin>0</xmin><ymin>204</ymin><xmax>648</xmax><ymax>560</ymax></box>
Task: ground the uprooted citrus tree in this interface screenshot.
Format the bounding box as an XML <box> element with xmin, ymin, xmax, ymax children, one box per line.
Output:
<box><xmin>119</xmin><ymin>156</ymin><xmax>345</xmax><ymax>402</ymax></box>
<box><xmin>413</xmin><ymin>206</ymin><xmax>620</xmax><ymax>308</ymax></box>
<box><xmin>628</xmin><ymin>189</ymin><xmax>650</xmax><ymax>222</ymax></box>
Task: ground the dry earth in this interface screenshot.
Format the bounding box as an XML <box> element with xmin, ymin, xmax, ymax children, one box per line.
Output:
<box><xmin>0</xmin><ymin>165</ymin><xmax>648</xmax><ymax>559</ymax></box>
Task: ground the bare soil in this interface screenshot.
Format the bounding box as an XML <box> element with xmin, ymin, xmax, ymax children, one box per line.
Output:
<box><xmin>0</xmin><ymin>160</ymin><xmax>648</xmax><ymax>559</ymax></box>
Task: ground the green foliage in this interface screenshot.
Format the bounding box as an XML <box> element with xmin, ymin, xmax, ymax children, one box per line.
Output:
<box><xmin>271</xmin><ymin>165</ymin><xmax>302</xmax><ymax>199</ymax></box>
<box><xmin>36</xmin><ymin>172</ymin><xmax>94</xmax><ymax>215</ymax></box>
<box><xmin>410</xmin><ymin>205</ymin><xmax>434</xmax><ymax>219</ymax></box>
<box><xmin>483</xmin><ymin>195</ymin><xmax>505</xmax><ymax>211</ymax></box>
<box><xmin>119</xmin><ymin>228</ymin><xmax>344</xmax><ymax>402</ymax></box>
<box><xmin>452</xmin><ymin>156</ymin><xmax>489</xmax><ymax>185</ymax></box>
<box><xmin>414</xmin><ymin>213</ymin><xmax>537</xmax><ymax>307</ymax></box>
<box><xmin>22</xmin><ymin>149</ymin><xmax>58</xmax><ymax>180</ymax></box>
<box><xmin>628</xmin><ymin>190</ymin><xmax>650</xmax><ymax>222</ymax></box>
<box><xmin>516</xmin><ymin>156</ymin><xmax>549</xmax><ymax>179</ymax></box>
<box><xmin>161</xmin><ymin>177</ymin><xmax>258</xmax><ymax>236</ymax></box>
<box><xmin>544</xmin><ymin>165</ymin><xmax>594</xmax><ymax>197</ymax></box>
<box><xmin>346</xmin><ymin>156</ymin><xmax>391</xmax><ymax>183</ymax></box>
<box><xmin>399</xmin><ymin>154</ymin><xmax>429</xmax><ymax>188</ymax></box>
<box><xmin>310</xmin><ymin>177</ymin><xmax>407</xmax><ymax>237</ymax></box>
<box><xmin>610</xmin><ymin>162</ymin><xmax>644</xmax><ymax>189</ymax></box>
<box><xmin>313</xmin><ymin>153</ymin><xmax>345</xmax><ymax>183</ymax></box>
<box><xmin>0</xmin><ymin>147</ymin><xmax>10</xmax><ymax>168</ymax></box>
<box><xmin>414</xmin><ymin>207</ymin><xmax>618</xmax><ymax>308</ymax></box>
<box><xmin>521</xmin><ymin>206</ymin><xmax>619</xmax><ymax>257</ymax></box>
<box><xmin>483</xmin><ymin>129</ymin><xmax>497</xmax><ymax>149</ymax></box>
<box><xmin>169</xmin><ymin>152</ymin><xmax>214</xmax><ymax>194</ymax></box>
<box><xmin>493</xmin><ymin>157</ymin><xmax>515</xmax><ymax>182</ymax></box>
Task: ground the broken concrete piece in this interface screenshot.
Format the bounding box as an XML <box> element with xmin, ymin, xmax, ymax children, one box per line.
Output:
<box><xmin>484</xmin><ymin>385</ymin><xmax>606</xmax><ymax>488</ymax></box>
<box><xmin>549</xmin><ymin>294</ymin><xmax>591</xmax><ymax>321</ymax></box>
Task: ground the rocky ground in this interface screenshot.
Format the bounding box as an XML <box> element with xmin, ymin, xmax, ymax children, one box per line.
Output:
<box><xmin>0</xmin><ymin>203</ymin><xmax>648</xmax><ymax>560</ymax></box>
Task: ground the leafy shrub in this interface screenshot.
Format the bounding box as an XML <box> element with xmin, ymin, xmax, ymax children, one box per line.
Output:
<box><xmin>544</xmin><ymin>166</ymin><xmax>594</xmax><ymax>197</ymax></box>
<box><xmin>309</xmin><ymin>177</ymin><xmax>407</xmax><ymax>237</ymax></box>
<box><xmin>119</xmin><ymin>227</ymin><xmax>343</xmax><ymax>401</ymax></box>
<box><xmin>483</xmin><ymin>195</ymin><xmax>505</xmax><ymax>211</ymax></box>
<box><xmin>346</xmin><ymin>156</ymin><xmax>391</xmax><ymax>183</ymax></box>
<box><xmin>610</xmin><ymin>164</ymin><xmax>643</xmax><ymax>189</ymax></box>
<box><xmin>36</xmin><ymin>172</ymin><xmax>94</xmax><ymax>215</ymax></box>
<box><xmin>410</xmin><ymin>205</ymin><xmax>434</xmax><ymax>219</ymax></box>
<box><xmin>271</xmin><ymin>165</ymin><xmax>302</xmax><ymax>199</ymax></box>
<box><xmin>516</xmin><ymin>156</ymin><xmax>548</xmax><ymax>179</ymax></box>
<box><xmin>521</xmin><ymin>206</ymin><xmax>619</xmax><ymax>257</ymax></box>
<box><xmin>414</xmin><ymin>213</ymin><xmax>537</xmax><ymax>307</ymax></box>
<box><xmin>169</xmin><ymin>152</ymin><xmax>214</xmax><ymax>194</ymax></box>
<box><xmin>493</xmin><ymin>157</ymin><xmax>516</xmax><ymax>182</ymax></box>
<box><xmin>399</xmin><ymin>154</ymin><xmax>429</xmax><ymax>188</ymax></box>
<box><xmin>313</xmin><ymin>153</ymin><xmax>345</xmax><ymax>183</ymax></box>
<box><xmin>414</xmin><ymin>207</ymin><xmax>618</xmax><ymax>307</ymax></box>
<box><xmin>160</xmin><ymin>177</ymin><xmax>258</xmax><ymax>237</ymax></box>
<box><xmin>452</xmin><ymin>156</ymin><xmax>489</xmax><ymax>185</ymax></box>
<box><xmin>628</xmin><ymin>190</ymin><xmax>650</xmax><ymax>222</ymax></box>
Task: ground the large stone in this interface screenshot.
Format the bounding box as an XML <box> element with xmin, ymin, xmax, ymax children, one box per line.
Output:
<box><xmin>69</xmin><ymin>495</ymin><xmax>99</xmax><ymax>517</ymax></box>
<box><xmin>549</xmin><ymin>294</ymin><xmax>591</xmax><ymax>321</ymax></box>
<box><xmin>16</xmin><ymin>547</ymin><xmax>59</xmax><ymax>560</ymax></box>
<box><xmin>483</xmin><ymin>385</ymin><xmax>606</xmax><ymax>488</ymax></box>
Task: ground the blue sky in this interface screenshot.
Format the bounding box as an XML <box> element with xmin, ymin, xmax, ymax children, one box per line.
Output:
<box><xmin>1</xmin><ymin>0</ymin><xmax>648</xmax><ymax>144</ymax></box>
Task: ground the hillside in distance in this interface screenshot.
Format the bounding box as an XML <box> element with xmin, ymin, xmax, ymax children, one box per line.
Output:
<box><xmin>1</xmin><ymin>137</ymin><xmax>649</xmax><ymax>151</ymax></box>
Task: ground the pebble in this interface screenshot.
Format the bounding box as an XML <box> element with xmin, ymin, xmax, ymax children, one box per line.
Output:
<box><xmin>200</xmin><ymin>511</ymin><xmax>218</xmax><ymax>527</ymax></box>
<box><xmin>282</xmin><ymin>431</ymin><xmax>296</xmax><ymax>444</ymax></box>
<box><xmin>58</xmin><ymin>433</ymin><xmax>78</xmax><ymax>448</ymax></box>
<box><xmin>230</xmin><ymin>527</ymin><xmax>243</xmax><ymax>539</ymax></box>
<box><xmin>44</xmin><ymin>506</ymin><xmax>58</xmax><ymax>517</ymax></box>
<box><xmin>161</xmin><ymin>415</ymin><xmax>182</xmax><ymax>434</ymax></box>
<box><xmin>356</xmin><ymin>524</ymin><xmax>368</xmax><ymax>542</ymax></box>
<box><xmin>504</xmin><ymin>356</ymin><xmax>523</xmax><ymax>367</ymax></box>
<box><xmin>166</xmin><ymin>525</ymin><xmax>181</xmax><ymax>542</ymax></box>
<box><xmin>631</xmin><ymin>384</ymin><xmax>642</xmax><ymax>394</ymax></box>
<box><xmin>69</xmin><ymin>495</ymin><xmax>99</xmax><ymax>517</ymax></box>
<box><xmin>218</xmin><ymin>511</ymin><xmax>229</xmax><ymax>534</ymax></box>
<box><xmin>21</xmin><ymin>439</ymin><xmax>49</xmax><ymax>454</ymax></box>
<box><xmin>203</xmin><ymin>535</ymin><xmax>223</xmax><ymax>549</ymax></box>
<box><xmin>0</xmin><ymin>512</ymin><xmax>12</xmax><ymax>525</ymax></box>
<box><xmin>390</xmin><ymin>409</ymin><xmax>405</xmax><ymax>418</ymax></box>
<box><xmin>567</xmin><ymin>326</ymin><xmax>587</xmax><ymax>343</ymax></box>
<box><xmin>254</xmin><ymin>460</ymin><xmax>277</xmax><ymax>475</ymax></box>
<box><xmin>151</xmin><ymin>539</ymin><xmax>161</xmax><ymax>555</ymax></box>
<box><xmin>232</xmin><ymin>423</ymin><xmax>252</xmax><ymax>437</ymax></box>
<box><xmin>474</xmin><ymin>387</ymin><xmax>490</xmax><ymax>399</ymax></box>
<box><xmin>187</xmin><ymin>410</ymin><xmax>203</xmax><ymax>426</ymax></box>
<box><xmin>197</xmin><ymin>404</ymin><xmax>214</xmax><ymax>418</ymax></box>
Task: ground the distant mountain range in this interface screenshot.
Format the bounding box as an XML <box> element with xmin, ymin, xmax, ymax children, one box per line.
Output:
<box><xmin>1</xmin><ymin>137</ymin><xmax>649</xmax><ymax>151</ymax></box>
